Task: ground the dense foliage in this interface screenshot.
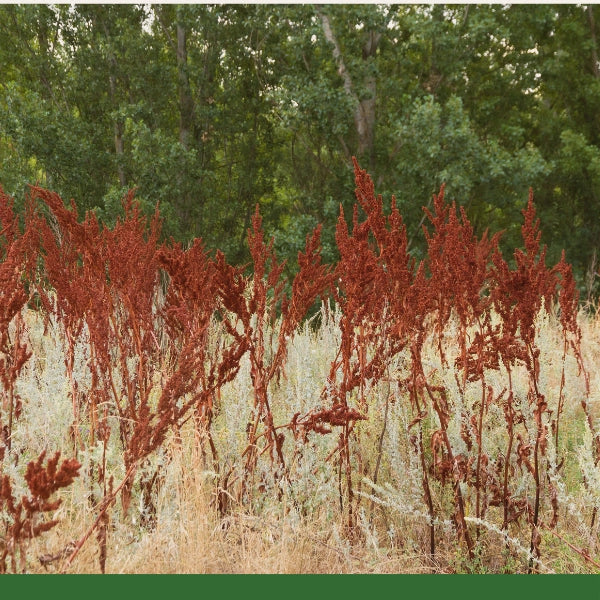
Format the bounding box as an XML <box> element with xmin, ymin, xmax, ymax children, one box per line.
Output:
<box><xmin>2</xmin><ymin>4</ymin><xmax>600</xmax><ymax>291</ymax></box>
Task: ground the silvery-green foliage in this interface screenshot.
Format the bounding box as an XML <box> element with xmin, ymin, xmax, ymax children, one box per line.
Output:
<box><xmin>5</xmin><ymin>298</ymin><xmax>600</xmax><ymax>571</ymax></box>
<box><xmin>577</xmin><ymin>420</ymin><xmax>600</xmax><ymax>515</ymax></box>
<box><xmin>14</xmin><ymin>312</ymin><xmax>72</xmax><ymax>459</ymax></box>
<box><xmin>217</xmin><ymin>351</ymin><xmax>254</xmax><ymax>462</ymax></box>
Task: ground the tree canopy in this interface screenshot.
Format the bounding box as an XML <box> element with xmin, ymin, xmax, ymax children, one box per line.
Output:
<box><xmin>2</xmin><ymin>4</ymin><xmax>600</xmax><ymax>294</ymax></box>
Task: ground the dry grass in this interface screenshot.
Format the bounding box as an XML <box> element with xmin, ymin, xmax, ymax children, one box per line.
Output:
<box><xmin>27</xmin><ymin>426</ymin><xmax>430</xmax><ymax>574</ymax></box>
<box><xmin>4</xmin><ymin>166</ymin><xmax>600</xmax><ymax>575</ymax></box>
<box><xmin>3</xmin><ymin>305</ymin><xmax>597</xmax><ymax>574</ymax></box>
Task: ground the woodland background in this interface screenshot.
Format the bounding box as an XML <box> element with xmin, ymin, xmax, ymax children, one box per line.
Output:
<box><xmin>2</xmin><ymin>3</ymin><xmax>600</xmax><ymax>287</ymax></box>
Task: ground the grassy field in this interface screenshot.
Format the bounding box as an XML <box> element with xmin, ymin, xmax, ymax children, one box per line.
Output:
<box><xmin>2</xmin><ymin>304</ymin><xmax>598</xmax><ymax>574</ymax></box>
<box><xmin>2</xmin><ymin>167</ymin><xmax>600</xmax><ymax>574</ymax></box>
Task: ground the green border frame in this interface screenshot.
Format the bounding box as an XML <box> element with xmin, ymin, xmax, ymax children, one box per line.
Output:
<box><xmin>2</xmin><ymin>574</ymin><xmax>597</xmax><ymax>600</ymax></box>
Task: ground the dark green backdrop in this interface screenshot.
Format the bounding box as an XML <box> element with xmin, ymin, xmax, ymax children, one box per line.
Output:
<box><xmin>2</xmin><ymin>4</ymin><xmax>600</xmax><ymax>295</ymax></box>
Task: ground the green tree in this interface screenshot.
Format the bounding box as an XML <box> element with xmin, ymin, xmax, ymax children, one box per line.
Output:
<box><xmin>2</xmin><ymin>4</ymin><xmax>600</xmax><ymax>292</ymax></box>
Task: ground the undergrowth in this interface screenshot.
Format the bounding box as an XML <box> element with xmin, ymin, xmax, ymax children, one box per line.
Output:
<box><xmin>0</xmin><ymin>160</ymin><xmax>599</xmax><ymax>573</ymax></box>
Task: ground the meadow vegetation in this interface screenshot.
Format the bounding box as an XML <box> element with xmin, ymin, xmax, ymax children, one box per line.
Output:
<box><xmin>1</xmin><ymin>162</ymin><xmax>599</xmax><ymax>574</ymax></box>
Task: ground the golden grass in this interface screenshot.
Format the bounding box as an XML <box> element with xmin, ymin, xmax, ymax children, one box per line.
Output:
<box><xmin>5</xmin><ymin>307</ymin><xmax>600</xmax><ymax>574</ymax></box>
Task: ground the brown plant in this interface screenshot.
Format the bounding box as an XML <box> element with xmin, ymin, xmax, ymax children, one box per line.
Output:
<box><xmin>0</xmin><ymin>188</ymin><xmax>38</xmax><ymax>458</ymax></box>
<box><xmin>0</xmin><ymin>450</ymin><xmax>80</xmax><ymax>573</ymax></box>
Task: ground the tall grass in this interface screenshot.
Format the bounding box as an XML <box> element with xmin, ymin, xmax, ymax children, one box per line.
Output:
<box><xmin>0</xmin><ymin>162</ymin><xmax>599</xmax><ymax>573</ymax></box>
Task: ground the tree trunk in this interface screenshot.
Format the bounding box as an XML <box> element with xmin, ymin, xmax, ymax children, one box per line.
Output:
<box><xmin>358</xmin><ymin>31</ymin><xmax>380</xmax><ymax>168</ymax></box>
<box><xmin>317</xmin><ymin>7</ymin><xmax>379</xmax><ymax>167</ymax></box>
<box><xmin>101</xmin><ymin>18</ymin><xmax>127</xmax><ymax>187</ymax></box>
<box><xmin>588</xmin><ymin>5</ymin><xmax>600</xmax><ymax>79</ymax></box>
<box><xmin>177</xmin><ymin>19</ymin><xmax>195</xmax><ymax>150</ymax></box>
<box><xmin>174</xmin><ymin>10</ymin><xmax>199</xmax><ymax>232</ymax></box>
<box><xmin>108</xmin><ymin>73</ymin><xmax>126</xmax><ymax>188</ymax></box>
